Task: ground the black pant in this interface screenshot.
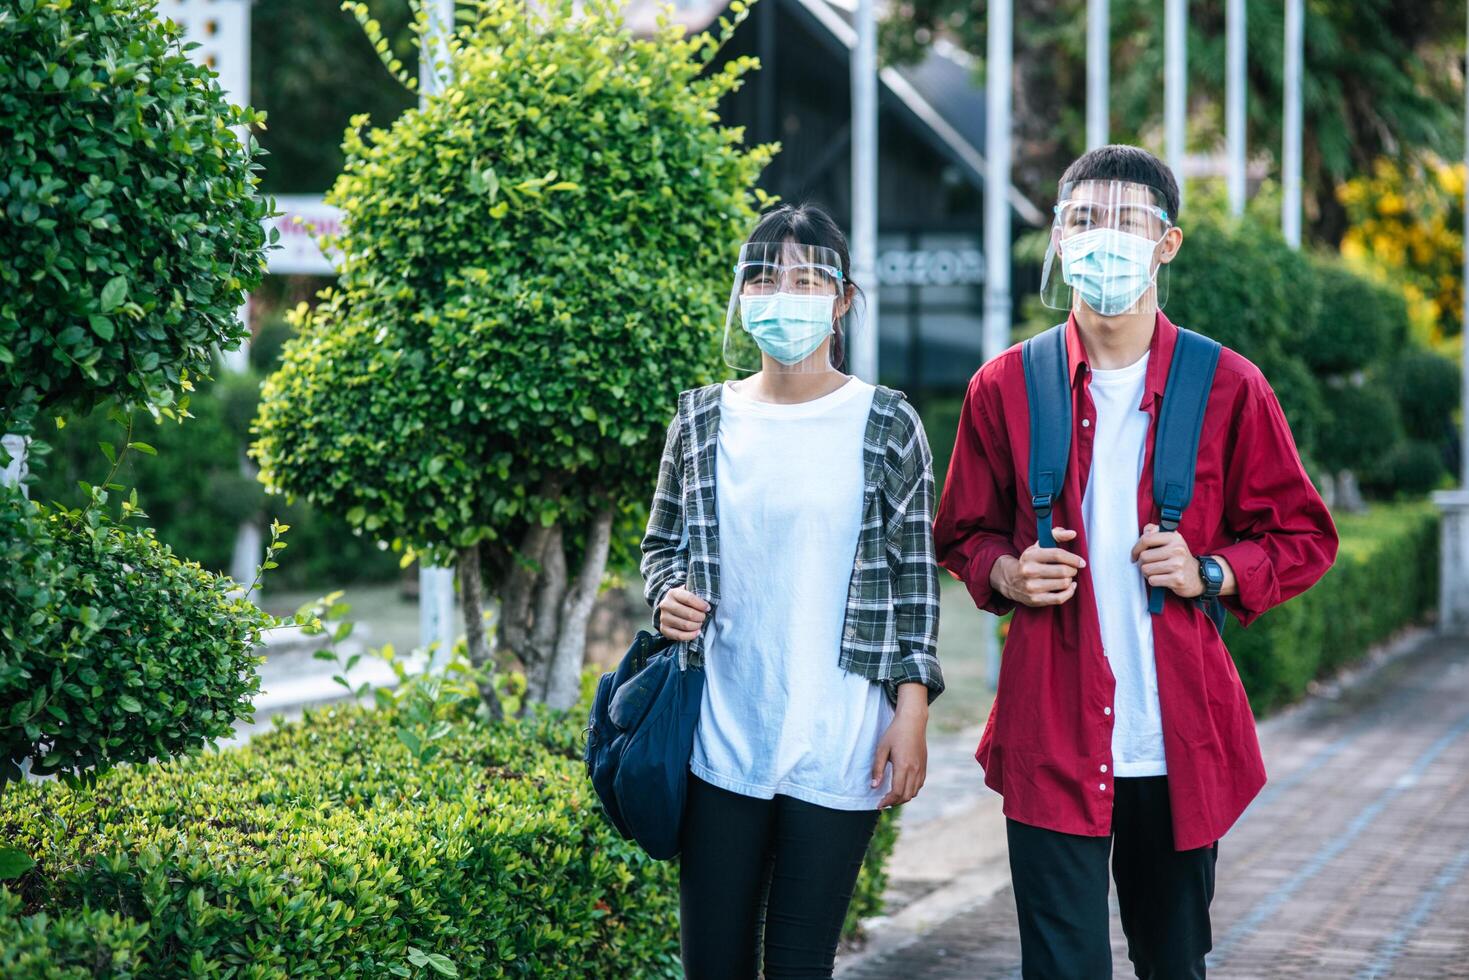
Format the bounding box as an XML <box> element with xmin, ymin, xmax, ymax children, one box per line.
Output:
<box><xmin>1007</xmin><ymin>776</ymin><xmax>1218</xmax><ymax>980</ymax></box>
<box><xmin>679</xmin><ymin>772</ymin><xmax>880</xmax><ymax>979</ymax></box>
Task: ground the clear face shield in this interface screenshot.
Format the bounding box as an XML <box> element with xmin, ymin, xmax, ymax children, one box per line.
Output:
<box><xmin>1039</xmin><ymin>180</ymin><xmax>1174</xmax><ymax>318</ymax></box>
<box><xmin>723</xmin><ymin>242</ymin><xmax>851</xmax><ymax>376</ymax></box>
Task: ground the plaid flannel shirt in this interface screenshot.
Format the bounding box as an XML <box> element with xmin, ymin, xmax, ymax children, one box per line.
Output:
<box><xmin>639</xmin><ymin>382</ymin><xmax>944</xmax><ymax>707</ymax></box>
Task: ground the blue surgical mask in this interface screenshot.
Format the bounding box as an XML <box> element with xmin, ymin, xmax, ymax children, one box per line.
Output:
<box><xmin>1061</xmin><ymin>228</ymin><xmax>1160</xmax><ymax>316</ymax></box>
<box><xmin>739</xmin><ymin>292</ymin><xmax>836</xmax><ymax>365</ymax></box>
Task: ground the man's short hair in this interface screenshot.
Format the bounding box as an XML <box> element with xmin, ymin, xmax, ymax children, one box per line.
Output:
<box><xmin>1059</xmin><ymin>145</ymin><xmax>1181</xmax><ymax>221</ymax></box>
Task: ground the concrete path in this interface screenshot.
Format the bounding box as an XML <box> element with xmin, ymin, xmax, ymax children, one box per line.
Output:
<box><xmin>839</xmin><ymin>630</ymin><xmax>1469</xmax><ymax>979</ymax></box>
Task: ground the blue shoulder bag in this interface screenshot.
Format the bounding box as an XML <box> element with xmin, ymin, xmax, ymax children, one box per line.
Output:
<box><xmin>584</xmin><ymin>630</ymin><xmax>704</xmax><ymax>860</ymax></box>
<box><xmin>1022</xmin><ymin>322</ymin><xmax>1226</xmax><ymax>633</ymax></box>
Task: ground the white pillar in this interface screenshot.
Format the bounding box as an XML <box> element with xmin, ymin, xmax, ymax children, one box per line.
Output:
<box><xmin>850</xmin><ymin>0</ymin><xmax>880</xmax><ymax>384</ymax></box>
<box><xmin>1</xmin><ymin>434</ymin><xmax>28</xmax><ymax>496</ymax></box>
<box><xmin>1282</xmin><ymin>0</ymin><xmax>1303</xmax><ymax>248</ymax></box>
<box><xmin>1086</xmin><ymin>0</ymin><xmax>1109</xmax><ymax>150</ymax></box>
<box><xmin>1462</xmin><ymin>0</ymin><xmax>1469</xmax><ymax>493</ymax></box>
<box><xmin>982</xmin><ymin>0</ymin><xmax>1014</xmax><ymax>690</ymax></box>
<box><xmin>1226</xmin><ymin>0</ymin><xmax>1247</xmax><ymax>215</ymax></box>
<box><xmin>418</xmin><ymin>0</ymin><xmax>459</xmax><ymax>666</ymax></box>
<box><xmin>1439</xmin><ymin>3</ymin><xmax>1469</xmax><ymax>635</ymax></box>
<box><xmin>1165</xmin><ymin>0</ymin><xmax>1186</xmax><ymax>211</ymax></box>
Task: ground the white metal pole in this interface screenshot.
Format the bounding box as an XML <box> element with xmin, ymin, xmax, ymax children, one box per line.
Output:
<box><xmin>1165</xmin><ymin>0</ymin><xmax>1186</xmax><ymax>211</ymax></box>
<box><xmin>1282</xmin><ymin>0</ymin><xmax>1303</xmax><ymax>248</ymax></box>
<box><xmin>1086</xmin><ymin>0</ymin><xmax>1109</xmax><ymax>150</ymax></box>
<box><xmin>1</xmin><ymin>435</ymin><xmax>27</xmax><ymax>495</ymax></box>
<box><xmin>982</xmin><ymin>0</ymin><xmax>1013</xmax><ymax>690</ymax></box>
<box><xmin>1226</xmin><ymin>0</ymin><xmax>1246</xmax><ymax>215</ymax></box>
<box><xmin>1462</xmin><ymin>0</ymin><xmax>1469</xmax><ymax>490</ymax></box>
<box><xmin>418</xmin><ymin>0</ymin><xmax>458</xmax><ymax>667</ymax></box>
<box><xmin>851</xmin><ymin>0</ymin><xmax>880</xmax><ymax>384</ymax></box>
<box><xmin>225</xmin><ymin>1</ymin><xmax>256</xmax><ymax>596</ymax></box>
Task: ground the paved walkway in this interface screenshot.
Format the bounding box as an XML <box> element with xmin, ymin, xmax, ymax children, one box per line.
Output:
<box><xmin>840</xmin><ymin>631</ymin><xmax>1469</xmax><ymax>979</ymax></box>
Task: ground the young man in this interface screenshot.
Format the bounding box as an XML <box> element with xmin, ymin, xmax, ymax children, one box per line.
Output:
<box><xmin>933</xmin><ymin>145</ymin><xmax>1339</xmax><ymax>979</ymax></box>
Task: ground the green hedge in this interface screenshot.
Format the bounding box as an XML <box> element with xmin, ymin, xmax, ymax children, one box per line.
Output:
<box><xmin>1224</xmin><ymin>501</ymin><xmax>1439</xmax><ymax>715</ymax></box>
<box><xmin>0</xmin><ymin>703</ymin><xmax>895</xmax><ymax>977</ymax></box>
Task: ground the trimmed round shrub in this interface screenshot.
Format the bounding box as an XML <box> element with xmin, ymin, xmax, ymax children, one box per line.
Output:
<box><xmin>1362</xmin><ymin>439</ymin><xmax>1447</xmax><ymax>499</ymax></box>
<box><xmin>0</xmin><ymin>487</ymin><xmax>274</xmax><ymax>784</ymax></box>
<box><xmin>1387</xmin><ymin>349</ymin><xmax>1461</xmax><ymax>443</ymax></box>
<box><xmin>1313</xmin><ymin>382</ymin><xmax>1404</xmax><ymax>477</ymax></box>
<box><xmin>253</xmin><ymin>0</ymin><xmax>773</xmax><ymax>710</ymax></box>
<box><xmin>1296</xmin><ymin>258</ymin><xmax>1407</xmax><ymax>376</ymax></box>
<box><xmin>1167</xmin><ymin>214</ymin><xmax>1320</xmax><ymax>365</ymax></box>
<box><xmin>253</xmin><ymin>0</ymin><xmax>771</xmax><ymax>565</ymax></box>
<box><xmin>0</xmin><ymin>703</ymin><xmax>896</xmax><ymax>977</ymax></box>
<box><xmin>0</xmin><ymin>0</ymin><xmax>270</xmax><ymax>432</ymax></box>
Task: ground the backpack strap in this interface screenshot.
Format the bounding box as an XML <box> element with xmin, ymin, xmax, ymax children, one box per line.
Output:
<box><xmin>1022</xmin><ymin>324</ymin><xmax>1072</xmax><ymax>550</ymax></box>
<box><xmin>1148</xmin><ymin>327</ymin><xmax>1222</xmax><ymax>617</ymax></box>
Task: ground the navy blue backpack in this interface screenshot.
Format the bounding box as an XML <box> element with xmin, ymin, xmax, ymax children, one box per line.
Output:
<box><xmin>584</xmin><ymin>630</ymin><xmax>704</xmax><ymax>860</ymax></box>
<box><xmin>1022</xmin><ymin>323</ymin><xmax>1227</xmax><ymax>633</ymax></box>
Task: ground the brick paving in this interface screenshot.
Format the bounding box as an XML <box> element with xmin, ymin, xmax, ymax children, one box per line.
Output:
<box><xmin>842</xmin><ymin>634</ymin><xmax>1469</xmax><ymax>979</ymax></box>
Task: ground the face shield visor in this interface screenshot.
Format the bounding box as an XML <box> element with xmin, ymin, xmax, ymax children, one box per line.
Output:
<box><xmin>1039</xmin><ymin>180</ymin><xmax>1174</xmax><ymax>318</ymax></box>
<box><xmin>723</xmin><ymin>242</ymin><xmax>852</xmax><ymax>375</ymax></box>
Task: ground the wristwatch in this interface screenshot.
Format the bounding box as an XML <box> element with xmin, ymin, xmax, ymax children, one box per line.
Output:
<box><xmin>1197</xmin><ymin>555</ymin><xmax>1225</xmax><ymax>599</ymax></box>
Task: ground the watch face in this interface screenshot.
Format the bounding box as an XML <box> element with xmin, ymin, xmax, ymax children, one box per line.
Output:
<box><xmin>1201</xmin><ymin>557</ymin><xmax>1224</xmax><ymax>592</ymax></box>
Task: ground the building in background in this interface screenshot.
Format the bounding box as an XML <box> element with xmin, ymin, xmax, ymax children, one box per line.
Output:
<box><xmin>634</xmin><ymin>0</ymin><xmax>1045</xmax><ymax>398</ymax></box>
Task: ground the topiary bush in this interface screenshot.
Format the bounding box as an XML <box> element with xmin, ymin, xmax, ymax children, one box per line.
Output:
<box><xmin>0</xmin><ymin>482</ymin><xmax>276</xmax><ymax>785</ymax></box>
<box><xmin>0</xmin><ymin>0</ymin><xmax>271</xmax><ymax>439</ymax></box>
<box><xmin>0</xmin><ymin>699</ymin><xmax>896</xmax><ymax>977</ymax></box>
<box><xmin>1386</xmin><ymin>348</ymin><xmax>1461</xmax><ymax>444</ymax></box>
<box><xmin>1313</xmin><ymin>381</ymin><xmax>1404</xmax><ymax>478</ymax></box>
<box><xmin>0</xmin><ymin>886</ymin><xmax>150</xmax><ymax>980</ymax></box>
<box><xmin>1362</xmin><ymin>440</ymin><xmax>1449</xmax><ymax>499</ymax></box>
<box><xmin>1165</xmin><ymin>212</ymin><xmax>1324</xmax><ymax>463</ymax></box>
<box><xmin>253</xmin><ymin>0</ymin><xmax>773</xmax><ymax>713</ymax></box>
<box><xmin>1295</xmin><ymin>257</ymin><xmax>1407</xmax><ymax>376</ymax></box>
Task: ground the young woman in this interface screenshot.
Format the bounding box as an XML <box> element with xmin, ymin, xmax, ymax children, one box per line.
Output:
<box><xmin>640</xmin><ymin>204</ymin><xmax>945</xmax><ymax>979</ymax></box>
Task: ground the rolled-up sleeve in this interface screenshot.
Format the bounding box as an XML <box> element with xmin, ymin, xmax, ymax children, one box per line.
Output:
<box><xmin>639</xmin><ymin>412</ymin><xmax>688</xmax><ymax>631</ymax></box>
<box><xmin>887</xmin><ymin>402</ymin><xmax>944</xmax><ymax>705</ymax></box>
<box><xmin>933</xmin><ymin>372</ymin><xmax>1021</xmax><ymax>616</ymax></box>
<box><xmin>1214</xmin><ymin>375</ymin><xmax>1339</xmax><ymax>627</ymax></box>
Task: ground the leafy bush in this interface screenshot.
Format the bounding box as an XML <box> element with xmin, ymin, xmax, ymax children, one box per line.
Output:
<box><xmin>1387</xmin><ymin>349</ymin><xmax>1461</xmax><ymax>443</ymax></box>
<box><xmin>0</xmin><ymin>483</ymin><xmax>276</xmax><ymax>785</ymax></box>
<box><xmin>0</xmin><ymin>700</ymin><xmax>896</xmax><ymax>977</ymax></box>
<box><xmin>1297</xmin><ymin>256</ymin><xmax>1407</xmax><ymax>376</ymax></box>
<box><xmin>252</xmin><ymin>0</ymin><xmax>772</xmax><ymax>710</ymax></box>
<box><xmin>1362</xmin><ymin>440</ymin><xmax>1449</xmax><ymax>499</ymax></box>
<box><xmin>1313</xmin><ymin>381</ymin><xmax>1404</xmax><ymax>476</ymax></box>
<box><xmin>1225</xmin><ymin>502</ymin><xmax>1438</xmax><ymax>714</ymax></box>
<box><xmin>0</xmin><ymin>887</ymin><xmax>150</xmax><ymax>980</ymax></box>
<box><xmin>0</xmin><ymin>0</ymin><xmax>270</xmax><ymax>435</ymax></box>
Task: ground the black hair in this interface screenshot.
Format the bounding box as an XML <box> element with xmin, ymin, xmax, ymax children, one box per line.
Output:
<box><xmin>744</xmin><ymin>203</ymin><xmax>860</xmax><ymax>370</ymax></box>
<box><xmin>1059</xmin><ymin>145</ymin><xmax>1181</xmax><ymax>221</ymax></box>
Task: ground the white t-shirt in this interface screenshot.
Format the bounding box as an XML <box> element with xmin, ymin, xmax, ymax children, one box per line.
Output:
<box><xmin>1081</xmin><ymin>353</ymin><xmax>1167</xmax><ymax>777</ymax></box>
<box><xmin>689</xmin><ymin>375</ymin><xmax>893</xmax><ymax>811</ymax></box>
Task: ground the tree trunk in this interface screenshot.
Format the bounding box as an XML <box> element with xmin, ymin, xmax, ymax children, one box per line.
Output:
<box><xmin>457</xmin><ymin>542</ymin><xmax>504</xmax><ymax>721</ymax></box>
<box><xmin>544</xmin><ymin>508</ymin><xmax>615</xmax><ymax>710</ymax></box>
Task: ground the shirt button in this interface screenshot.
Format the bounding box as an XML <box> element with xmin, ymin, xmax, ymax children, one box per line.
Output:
<box><xmin>1081</xmin><ymin>418</ymin><xmax>1091</xmax><ymax>428</ymax></box>
<box><xmin>1100</xmin><ymin>783</ymin><xmax>1108</xmax><ymax>792</ymax></box>
<box><xmin>1104</xmin><ymin>707</ymin><xmax>1112</xmax><ymax>716</ymax></box>
<box><xmin>1100</xmin><ymin>764</ymin><xmax>1108</xmax><ymax>773</ymax></box>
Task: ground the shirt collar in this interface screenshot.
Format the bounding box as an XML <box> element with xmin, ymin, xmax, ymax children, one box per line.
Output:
<box><xmin>1063</xmin><ymin>310</ymin><xmax>1179</xmax><ymax>406</ymax></box>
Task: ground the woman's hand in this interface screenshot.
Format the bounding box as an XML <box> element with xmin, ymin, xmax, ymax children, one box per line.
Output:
<box><xmin>657</xmin><ymin>586</ymin><xmax>709</xmax><ymax>642</ymax></box>
<box><xmin>872</xmin><ymin>683</ymin><xmax>929</xmax><ymax>809</ymax></box>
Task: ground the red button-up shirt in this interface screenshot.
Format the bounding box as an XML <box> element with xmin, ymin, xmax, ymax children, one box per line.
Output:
<box><xmin>934</xmin><ymin>312</ymin><xmax>1338</xmax><ymax>851</ymax></box>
